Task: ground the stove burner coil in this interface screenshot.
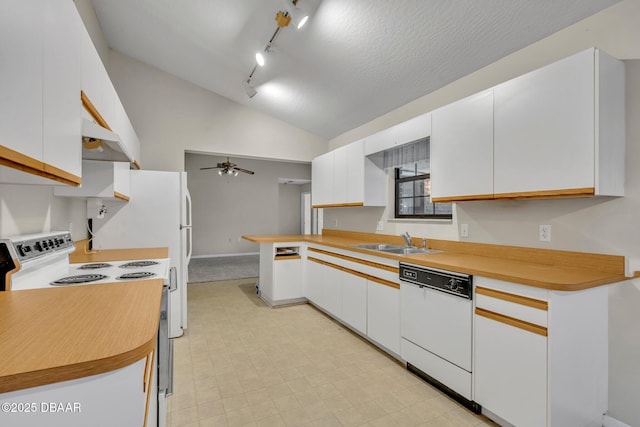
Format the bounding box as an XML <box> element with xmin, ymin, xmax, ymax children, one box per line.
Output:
<box><xmin>77</xmin><ymin>263</ymin><xmax>113</xmax><ymax>270</ymax></box>
<box><xmin>119</xmin><ymin>260</ymin><xmax>159</xmax><ymax>269</ymax></box>
<box><xmin>117</xmin><ymin>271</ymin><xmax>156</xmax><ymax>280</ymax></box>
<box><xmin>51</xmin><ymin>274</ymin><xmax>108</xmax><ymax>285</ymax></box>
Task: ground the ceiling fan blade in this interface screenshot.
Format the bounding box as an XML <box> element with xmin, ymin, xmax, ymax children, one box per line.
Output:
<box><xmin>200</xmin><ymin>166</ymin><xmax>222</xmax><ymax>170</ymax></box>
<box><xmin>234</xmin><ymin>167</ymin><xmax>255</xmax><ymax>175</ymax></box>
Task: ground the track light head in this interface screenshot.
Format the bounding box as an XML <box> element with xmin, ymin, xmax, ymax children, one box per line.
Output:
<box><xmin>242</xmin><ymin>79</ymin><xmax>257</xmax><ymax>98</ymax></box>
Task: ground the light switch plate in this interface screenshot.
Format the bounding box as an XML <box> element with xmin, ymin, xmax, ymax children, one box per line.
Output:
<box><xmin>460</xmin><ymin>223</ymin><xmax>469</xmax><ymax>238</ymax></box>
<box><xmin>376</xmin><ymin>221</ymin><xmax>384</xmax><ymax>231</ymax></box>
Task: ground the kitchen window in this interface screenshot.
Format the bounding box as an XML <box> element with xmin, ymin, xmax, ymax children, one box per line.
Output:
<box><xmin>395</xmin><ymin>162</ymin><xmax>452</xmax><ymax>219</ymax></box>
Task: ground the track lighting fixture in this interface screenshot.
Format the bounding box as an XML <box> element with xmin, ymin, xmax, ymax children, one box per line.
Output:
<box><xmin>242</xmin><ymin>0</ymin><xmax>317</xmax><ymax>98</ymax></box>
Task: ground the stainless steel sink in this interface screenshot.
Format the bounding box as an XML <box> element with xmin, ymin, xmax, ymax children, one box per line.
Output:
<box><xmin>379</xmin><ymin>247</ymin><xmax>442</xmax><ymax>255</ymax></box>
<box><xmin>352</xmin><ymin>243</ymin><xmax>441</xmax><ymax>255</ymax></box>
<box><xmin>352</xmin><ymin>243</ymin><xmax>406</xmax><ymax>251</ymax></box>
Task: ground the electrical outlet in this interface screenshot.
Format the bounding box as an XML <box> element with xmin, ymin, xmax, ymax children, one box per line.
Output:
<box><xmin>539</xmin><ymin>225</ymin><xmax>551</xmax><ymax>242</ymax></box>
<box><xmin>333</xmin><ymin>218</ymin><xmax>338</xmax><ymax>227</ymax></box>
<box><xmin>376</xmin><ymin>221</ymin><xmax>384</xmax><ymax>231</ymax></box>
<box><xmin>460</xmin><ymin>223</ymin><xmax>469</xmax><ymax>238</ymax></box>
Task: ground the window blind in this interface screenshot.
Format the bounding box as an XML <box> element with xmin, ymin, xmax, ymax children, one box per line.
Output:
<box><xmin>382</xmin><ymin>137</ymin><xmax>429</xmax><ymax>169</ymax></box>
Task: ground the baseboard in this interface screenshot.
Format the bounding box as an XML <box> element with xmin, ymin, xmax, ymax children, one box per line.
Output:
<box><xmin>604</xmin><ymin>414</ymin><xmax>633</xmax><ymax>427</ymax></box>
<box><xmin>192</xmin><ymin>252</ymin><xmax>259</xmax><ymax>259</ymax></box>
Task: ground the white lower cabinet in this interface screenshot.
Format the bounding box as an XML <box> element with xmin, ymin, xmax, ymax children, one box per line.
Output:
<box><xmin>0</xmin><ymin>356</ymin><xmax>150</xmax><ymax>427</ymax></box>
<box><xmin>341</xmin><ymin>271</ymin><xmax>367</xmax><ymax>335</ymax></box>
<box><xmin>272</xmin><ymin>257</ymin><xmax>302</xmax><ymax>301</ymax></box>
<box><xmin>474</xmin><ymin>312</ymin><xmax>547</xmax><ymax>427</ymax></box>
<box><xmin>367</xmin><ymin>280</ymin><xmax>400</xmax><ymax>355</ymax></box>
<box><xmin>473</xmin><ymin>276</ymin><xmax>608</xmax><ymax>427</ymax></box>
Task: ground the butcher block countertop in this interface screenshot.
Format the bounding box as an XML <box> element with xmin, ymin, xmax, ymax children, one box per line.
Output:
<box><xmin>243</xmin><ymin>230</ymin><xmax>632</xmax><ymax>291</ymax></box>
<box><xmin>0</xmin><ymin>243</ymin><xmax>168</xmax><ymax>394</ymax></box>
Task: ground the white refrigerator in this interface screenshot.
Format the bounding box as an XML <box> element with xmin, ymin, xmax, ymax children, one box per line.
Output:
<box><xmin>90</xmin><ymin>170</ymin><xmax>192</xmax><ymax>338</ymax></box>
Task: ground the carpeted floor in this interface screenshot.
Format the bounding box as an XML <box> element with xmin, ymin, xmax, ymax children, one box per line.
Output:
<box><xmin>188</xmin><ymin>255</ymin><xmax>259</xmax><ymax>283</ymax></box>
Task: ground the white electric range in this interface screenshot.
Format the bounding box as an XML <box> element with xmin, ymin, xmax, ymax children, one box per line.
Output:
<box><xmin>0</xmin><ymin>231</ymin><xmax>170</xmax><ymax>290</ymax></box>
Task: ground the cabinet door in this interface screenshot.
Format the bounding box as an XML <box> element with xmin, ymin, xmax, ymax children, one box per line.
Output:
<box><xmin>311</xmin><ymin>152</ymin><xmax>334</xmax><ymax>206</ymax></box>
<box><xmin>304</xmin><ymin>259</ymin><xmax>322</xmax><ymax>304</ymax></box>
<box><xmin>43</xmin><ymin>0</ymin><xmax>81</xmax><ymax>178</ymax></box>
<box><xmin>341</xmin><ymin>271</ymin><xmax>367</xmax><ymax>334</ymax></box>
<box><xmin>273</xmin><ymin>258</ymin><xmax>302</xmax><ymax>301</ymax></box>
<box><xmin>346</xmin><ymin>141</ymin><xmax>364</xmax><ymax>204</ymax></box>
<box><xmin>333</xmin><ymin>146</ymin><xmax>348</xmax><ymax>204</ymax></box>
<box><xmin>0</xmin><ymin>1</ymin><xmax>43</xmax><ymax>160</ymax></box>
<box><xmin>474</xmin><ymin>313</ymin><xmax>547</xmax><ymax>427</ymax></box>
<box><xmin>367</xmin><ymin>281</ymin><xmax>400</xmax><ymax>354</ymax></box>
<box><xmin>494</xmin><ymin>49</ymin><xmax>595</xmax><ymax>196</ymax></box>
<box><xmin>431</xmin><ymin>90</ymin><xmax>494</xmax><ymax>201</ymax></box>
<box><xmin>322</xmin><ymin>264</ymin><xmax>343</xmax><ymax>318</ymax></box>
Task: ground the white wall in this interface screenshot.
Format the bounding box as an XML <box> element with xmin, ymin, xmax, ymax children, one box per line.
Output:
<box><xmin>185</xmin><ymin>153</ymin><xmax>311</xmax><ymax>256</ymax></box>
<box><xmin>326</xmin><ymin>2</ymin><xmax>640</xmax><ymax>424</ymax></box>
<box><xmin>107</xmin><ymin>50</ymin><xmax>328</xmax><ymax>172</ymax></box>
<box><xmin>0</xmin><ymin>184</ymin><xmax>87</xmax><ymax>239</ymax></box>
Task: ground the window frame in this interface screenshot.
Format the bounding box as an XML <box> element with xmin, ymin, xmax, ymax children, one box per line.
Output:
<box><xmin>394</xmin><ymin>167</ymin><xmax>452</xmax><ymax>220</ymax></box>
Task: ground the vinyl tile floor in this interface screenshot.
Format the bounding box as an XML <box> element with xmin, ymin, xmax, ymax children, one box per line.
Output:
<box><xmin>168</xmin><ymin>278</ymin><xmax>496</xmax><ymax>427</ymax></box>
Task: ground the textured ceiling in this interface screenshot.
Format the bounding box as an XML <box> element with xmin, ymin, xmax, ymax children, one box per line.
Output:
<box><xmin>90</xmin><ymin>0</ymin><xmax>619</xmax><ymax>140</ymax></box>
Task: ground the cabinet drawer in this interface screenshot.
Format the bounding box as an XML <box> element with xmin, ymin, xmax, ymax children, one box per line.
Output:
<box><xmin>475</xmin><ymin>287</ymin><xmax>548</xmax><ymax>327</ymax></box>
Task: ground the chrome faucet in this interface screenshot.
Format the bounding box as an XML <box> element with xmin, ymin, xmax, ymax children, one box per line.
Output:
<box><xmin>402</xmin><ymin>232</ymin><xmax>412</xmax><ymax>247</ymax></box>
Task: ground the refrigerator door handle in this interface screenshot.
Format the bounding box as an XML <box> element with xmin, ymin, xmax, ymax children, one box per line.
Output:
<box><xmin>179</xmin><ymin>224</ymin><xmax>192</xmax><ymax>230</ymax></box>
<box><xmin>185</xmin><ymin>190</ymin><xmax>193</xmax><ymax>262</ymax></box>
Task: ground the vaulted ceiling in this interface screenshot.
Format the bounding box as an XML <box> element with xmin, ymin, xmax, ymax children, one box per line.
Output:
<box><xmin>91</xmin><ymin>0</ymin><xmax>619</xmax><ymax>140</ymax></box>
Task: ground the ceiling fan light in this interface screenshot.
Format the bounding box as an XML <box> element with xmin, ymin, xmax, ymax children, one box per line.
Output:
<box><xmin>256</xmin><ymin>52</ymin><xmax>265</xmax><ymax>66</ymax></box>
<box><xmin>233</xmin><ymin>170</ymin><xmax>239</xmax><ymax>176</ymax></box>
<box><xmin>218</xmin><ymin>170</ymin><xmax>223</xmax><ymax>176</ymax></box>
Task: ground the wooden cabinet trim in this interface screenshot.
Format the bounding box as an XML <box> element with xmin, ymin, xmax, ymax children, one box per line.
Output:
<box><xmin>312</xmin><ymin>202</ymin><xmax>364</xmax><ymax>208</ymax></box>
<box><xmin>367</xmin><ymin>275</ymin><xmax>400</xmax><ymax>289</ymax></box>
<box><xmin>1</xmin><ymin>145</ymin><xmax>81</xmax><ymax>186</ymax></box>
<box><xmin>433</xmin><ymin>194</ymin><xmax>494</xmax><ymax>203</ymax></box>
<box><xmin>475</xmin><ymin>307</ymin><xmax>548</xmax><ymax>336</ymax></box>
<box><xmin>494</xmin><ymin>187</ymin><xmax>595</xmax><ymax>200</ymax></box>
<box><xmin>274</xmin><ymin>255</ymin><xmax>301</xmax><ymax>261</ymax></box>
<box><xmin>143</xmin><ymin>350</ymin><xmax>154</xmax><ymax>427</ymax></box>
<box><xmin>308</xmin><ymin>247</ymin><xmax>399</xmax><ymax>273</ymax></box>
<box><xmin>114</xmin><ymin>192</ymin><xmax>130</xmax><ymax>202</ymax></box>
<box><xmin>476</xmin><ymin>286</ymin><xmax>548</xmax><ymax>311</ymax></box>
<box><xmin>80</xmin><ymin>90</ymin><xmax>112</xmax><ymax>131</ymax></box>
<box><xmin>132</xmin><ymin>160</ymin><xmax>141</xmax><ymax>170</ymax></box>
<box><xmin>308</xmin><ymin>256</ymin><xmax>399</xmax><ymax>289</ymax></box>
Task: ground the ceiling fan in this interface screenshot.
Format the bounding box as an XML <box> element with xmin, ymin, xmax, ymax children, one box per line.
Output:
<box><xmin>200</xmin><ymin>157</ymin><xmax>255</xmax><ymax>176</ymax></box>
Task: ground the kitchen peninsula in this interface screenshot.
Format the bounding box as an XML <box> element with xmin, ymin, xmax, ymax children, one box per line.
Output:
<box><xmin>0</xmin><ymin>245</ymin><xmax>168</xmax><ymax>427</ymax></box>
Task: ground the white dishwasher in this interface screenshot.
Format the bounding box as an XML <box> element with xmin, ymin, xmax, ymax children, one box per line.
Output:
<box><xmin>399</xmin><ymin>263</ymin><xmax>480</xmax><ymax>413</ymax></box>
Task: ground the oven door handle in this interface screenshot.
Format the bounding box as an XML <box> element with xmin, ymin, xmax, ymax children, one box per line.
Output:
<box><xmin>169</xmin><ymin>267</ymin><xmax>178</xmax><ymax>292</ymax></box>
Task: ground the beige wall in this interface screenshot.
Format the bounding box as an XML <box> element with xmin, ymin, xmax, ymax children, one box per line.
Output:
<box><xmin>325</xmin><ymin>2</ymin><xmax>640</xmax><ymax>424</ymax></box>
<box><xmin>185</xmin><ymin>153</ymin><xmax>310</xmax><ymax>256</ymax></box>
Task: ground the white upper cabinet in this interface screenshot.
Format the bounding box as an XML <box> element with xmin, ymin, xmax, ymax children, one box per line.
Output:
<box><xmin>312</xmin><ymin>139</ymin><xmax>386</xmax><ymax>208</ymax></box>
<box><xmin>431</xmin><ymin>90</ymin><xmax>494</xmax><ymax>202</ymax></box>
<box><xmin>55</xmin><ymin>161</ymin><xmax>131</xmax><ymax>201</ymax></box>
<box><xmin>43</xmin><ymin>0</ymin><xmax>82</xmax><ymax>180</ymax></box>
<box><xmin>493</xmin><ymin>48</ymin><xmax>624</xmax><ymax>198</ymax></box>
<box><xmin>0</xmin><ymin>0</ymin><xmax>82</xmax><ymax>186</ymax></box>
<box><xmin>364</xmin><ymin>113</ymin><xmax>431</xmax><ymax>155</ymax></box>
<box><xmin>79</xmin><ymin>18</ymin><xmax>141</xmax><ymax>168</ymax></box>
<box><xmin>311</xmin><ymin>152</ymin><xmax>334</xmax><ymax>207</ymax></box>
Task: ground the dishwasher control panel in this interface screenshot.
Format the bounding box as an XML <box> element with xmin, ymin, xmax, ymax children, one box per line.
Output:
<box><xmin>399</xmin><ymin>263</ymin><xmax>472</xmax><ymax>299</ymax></box>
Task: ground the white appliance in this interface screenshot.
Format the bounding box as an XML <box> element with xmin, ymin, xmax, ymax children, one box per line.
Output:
<box><xmin>399</xmin><ymin>263</ymin><xmax>480</xmax><ymax>413</ymax></box>
<box><xmin>0</xmin><ymin>231</ymin><xmax>173</xmax><ymax>427</ymax></box>
<box><xmin>90</xmin><ymin>170</ymin><xmax>192</xmax><ymax>338</ymax></box>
